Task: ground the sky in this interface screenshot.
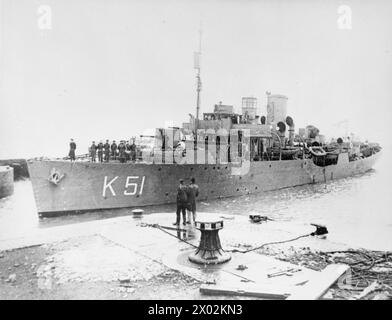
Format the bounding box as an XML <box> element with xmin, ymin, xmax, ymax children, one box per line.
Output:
<box><xmin>0</xmin><ymin>0</ymin><xmax>391</xmax><ymax>158</ymax></box>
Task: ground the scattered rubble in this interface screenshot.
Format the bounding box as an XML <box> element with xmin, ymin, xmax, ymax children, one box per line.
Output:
<box><xmin>249</xmin><ymin>246</ymin><xmax>392</xmax><ymax>300</ymax></box>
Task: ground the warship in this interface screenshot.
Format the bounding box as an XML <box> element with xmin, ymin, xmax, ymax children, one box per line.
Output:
<box><xmin>27</xmin><ymin>44</ymin><xmax>381</xmax><ymax>216</ymax></box>
<box><xmin>27</xmin><ymin>91</ymin><xmax>382</xmax><ymax>216</ymax></box>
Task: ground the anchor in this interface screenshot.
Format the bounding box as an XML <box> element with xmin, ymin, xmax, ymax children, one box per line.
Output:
<box><xmin>48</xmin><ymin>168</ymin><xmax>65</xmax><ymax>185</ymax></box>
<box><xmin>188</xmin><ymin>219</ymin><xmax>231</xmax><ymax>265</ymax></box>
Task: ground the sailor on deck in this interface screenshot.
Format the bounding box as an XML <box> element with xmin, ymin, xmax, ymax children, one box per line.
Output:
<box><xmin>118</xmin><ymin>141</ymin><xmax>126</xmax><ymax>163</ymax></box>
<box><xmin>90</xmin><ymin>141</ymin><xmax>97</xmax><ymax>162</ymax></box>
<box><xmin>97</xmin><ymin>141</ymin><xmax>104</xmax><ymax>163</ymax></box>
<box><xmin>130</xmin><ymin>139</ymin><xmax>137</xmax><ymax>162</ymax></box>
<box><xmin>68</xmin><ymin>139</ymin><xmax>76</xmax><ymax>162</ymax></box>
<box><xmin>125</xmin><ymin>141</ymin><xmax>131</xmax><ymax>162</ymax></box>
<box><xmin>104</xmin><ymin>140</ymin><xmax>110</xmax><ymax>162</ymax></box>
<box><xmin>111</xmin><ymin>140</ymin><xmax>117</xmax><ymax>160</ymax></box>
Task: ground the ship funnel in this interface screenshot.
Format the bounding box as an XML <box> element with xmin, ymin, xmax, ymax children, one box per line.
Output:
<box><xmin>266</xmin><ymin>94</ymin><xmax>288</xmax><ymax>126</ymax></box>
<box><xmin>286</xmin><ymin>116</ymin><xmax>295</xmax><ymax>146</ymax></box>
<box><xmin>242</xmin><ymin>97</ymin><xmax>257</xmax><ymax>121</ymax></box>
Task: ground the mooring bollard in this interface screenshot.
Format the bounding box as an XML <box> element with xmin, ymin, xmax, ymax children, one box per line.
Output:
<box><xmin>188</xmin><ymin>219</ymin><xmax>231</xmax><ymax>265</ymax></box>
<box><xmin>132</xmin><ymin>209</ymin><xmax>144</xmax><ymax>218</ymax></box>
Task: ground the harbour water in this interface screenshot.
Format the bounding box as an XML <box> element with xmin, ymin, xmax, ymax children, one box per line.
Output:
<box><xmin>1</xmin><ymin>148</ymin><xmax>391</xmax><ymax>251</ymax></box>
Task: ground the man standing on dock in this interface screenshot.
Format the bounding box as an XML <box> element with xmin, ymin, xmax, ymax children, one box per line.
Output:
<box><xmin>187</xmin><ymin>177</ymin><xmax>199</xmax><ymax>224</ymax></box>
<box><xmin>68</xmin><ymin>139</ymin><xmax>76</xmax><ymax>162</ymax></box>
<box><xmin>174</xmin><ymin>179</ymin><xmax>188</xmax><ymax>226</ymax></box>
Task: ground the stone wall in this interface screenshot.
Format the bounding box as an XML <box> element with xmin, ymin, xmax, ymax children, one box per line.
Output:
<box><xmin>0</xmin><ymin>159</ymin><xmax>29</xmax><ymax>180</ymax></box>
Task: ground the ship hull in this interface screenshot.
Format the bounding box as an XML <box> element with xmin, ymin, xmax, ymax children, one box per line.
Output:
<box><xmin>27</xmin><ymin>152</ymin><xmax>381</xmax><ymax>216</ymax></box>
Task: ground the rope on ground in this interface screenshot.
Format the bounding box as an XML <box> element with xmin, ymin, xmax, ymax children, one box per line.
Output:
<box><xmin>139</xmin><ymin>223</ymin><xmax>198</xmax><ymax>249</ymax></box>
<box><xmin>226</xmin><ymin>233</ymin><xmax>312</xmax><ymax>254</ymax></box>
<box><xmin>140</xmin><ymin>222</ymin><xmax>313</xmax><ymax>254</ymax></box>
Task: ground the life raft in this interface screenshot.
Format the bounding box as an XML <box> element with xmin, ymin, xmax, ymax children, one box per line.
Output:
<box><xmin>309</xmin><ymin>146</ymin><xmax>327</xmax><ymax>157</ymax></box>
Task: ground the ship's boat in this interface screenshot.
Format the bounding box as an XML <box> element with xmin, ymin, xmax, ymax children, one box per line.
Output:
<box><xmin>27</xmin><ymin>93</ymin><xmax>382</xmax><ymax>217</ymax></box>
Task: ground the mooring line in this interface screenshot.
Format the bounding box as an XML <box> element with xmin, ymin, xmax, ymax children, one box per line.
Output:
<box><xmin>140</xmin><ymin>222</ymin><xmax>313</xmax><ymax>254</ymax></box>
<box><xmin>140</xmin><ymin>222</ymin><xmax>198</xmax><ymax>249</ymax></box>
<box><xmin>226</xmin><ymin>234</ymin><xmax>312</xmax><ymax>254</ymax></box>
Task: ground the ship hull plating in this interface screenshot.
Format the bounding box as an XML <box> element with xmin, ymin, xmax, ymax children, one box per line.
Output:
<box><xmin>27</xmin><ymin>152</ymin><xmax>381</xmax><ymax>216</ymax></box>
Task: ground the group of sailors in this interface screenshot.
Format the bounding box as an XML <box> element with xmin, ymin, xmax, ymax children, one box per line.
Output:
<box><xmin>89</xmin><ymin>139</ymin><xmax>137</xmax><ymax>163</ymax></box>
<box><xmin>68</xmin><ymin>138</ymin><xmax>138</xmax><ymax>162</ymax></box>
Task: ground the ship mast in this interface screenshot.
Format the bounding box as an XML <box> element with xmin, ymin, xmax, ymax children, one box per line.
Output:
<box><xmin>194</xmin><ymin>25</ymin><xmax>202</xmax><ymax>132</ymax></box>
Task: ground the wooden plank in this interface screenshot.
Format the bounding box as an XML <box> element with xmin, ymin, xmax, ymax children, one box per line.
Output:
<box><xmin>286</xmin><ymin>264</ymin><xmax>350</xmax><ymax>300</ymax></box>
<box><xmin>200</xmin><ymin>284</ymin><xmax>290</xmax><ymax>300</ymax></box>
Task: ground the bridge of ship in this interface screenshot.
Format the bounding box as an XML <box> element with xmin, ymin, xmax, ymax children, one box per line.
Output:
<box><xmin>153</xmin><ymin>110</ymin><xmax>296</xmax><ymax>164</ymax></box>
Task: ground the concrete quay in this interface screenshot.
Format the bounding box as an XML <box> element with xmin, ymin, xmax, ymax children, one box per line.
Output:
<box><xmin>0</xmin><ymin>211</ymin><xmax>352</xmax><ymax>300</ymax></box>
